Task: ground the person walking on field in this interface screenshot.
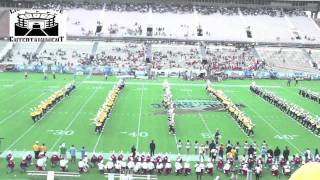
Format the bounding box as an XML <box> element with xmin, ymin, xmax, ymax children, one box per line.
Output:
<box><xmin>131</xmin><ymin>145</ymin><xmax>136</xmax><ymax>157</ymax></box>
<box><xmin>69</xmin><ymin>145</ymin><xmax>77</xmax><ymax>163</ymax></box>
<box><xmin>40</xmin><ymin>143</ymin><xmax>47</xmax><ymax>156</ymax></box>
<box><xmin>59</xmin><ymin>143</ymin><xmax>67</xmax><ymax>159</ymax></box>
<box><xmin>33</xmin><ymin>141</ymin><xmax>40</xmax><ymax>159</ymax></box>
<box><xmin>150</xmin><ymin>140</ymin><xmax>156</xmax><ymax>156</ymax></box>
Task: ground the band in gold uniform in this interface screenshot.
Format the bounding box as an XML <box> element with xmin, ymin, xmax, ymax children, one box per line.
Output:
<box><xmin>31</xmin><ymin>81</ymin><xmax>76</xmax><ymax>123</ymax></box>
<box><xmin>206</xmin><ymin>80</ymin><xmax>254</xmax><ymax>136</ymax></box>
<box><xmin>94</xmin><ymin>79</ymin><xmax>125</xmax><ymax>134</ymax></box>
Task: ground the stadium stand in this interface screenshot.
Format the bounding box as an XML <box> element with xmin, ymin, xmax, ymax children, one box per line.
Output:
<box><xmin>0</xmin><ymin>8</ymin><xmax>9</xmax><ymax>37</ymax></box>
<box><xmin>39</xmin><ymin>41</ymin><xmax>93</xmax><ymax>66</ymax></box>
<box><xmin>307</xmin><ymin>49</ymin><xmax>320</xmax><ymax>69</ymax></box>
<box><xmin>152</xmin><ymin>44</ymin><xmax>201</xmax><ymax>70</ymax></box>
<box><xmin>6</xmin><ymin>2</ymin><xmax>312</xmax><ymax>44</ymax></box>
<box><xmin>93</xmin><ymin>42</ymin><xmax>144</xmax><ymax>68</ymax></box>
<box><xmin>255</xmin><ymin>47</ymin><xmax>318</xmax><ymax>73</ymax></box>
<box><xmin>7</xmin><ymin>42</ymin><xmax>40</xmax><ymax>65</ymax></box>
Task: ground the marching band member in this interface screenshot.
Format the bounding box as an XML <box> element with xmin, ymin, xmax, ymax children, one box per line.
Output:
<box><xmin>105</xmin><ymin>158</ymin><xmax>114</xmax><ymax>173</ymax></box>
<box><xmin>97</xmin><ymin>160</ymin><xmax>105</xmax><ymax>174</ymax></box>
<box><xmin>20</xmin><ymin>156</ymin><xmax>28</xmax><ymax>173</ymax></box>
<box><xmin>127</xmin><ymin>158</ymin><xmax>135</xmax><ymax>174</ymax></box>
<box><xmin>183</xmin><ymin>160</ymin><xmax>191</xmax><ymax>175</ymax></box>
<box><xmin>206</xmin><ymin>159</ymin><xmax>214</xmax><ymax>175</ymax></box>
<box><xmin>115</xmin><ymin>161</ymin><xmax>122</xmax><ymax>173</ymax></box>
<box><xmin>283</xmin><ymin>162</ymin><xmax>291</xmax><ymax>177</ymax></box>
<box><xmin>147</xmin><ymin>159</ymin><xmax>155</xmax><ymax>174</ymax></box>
<box><xmin>134</xmin><ymin>159</ymin><xmax>142</xmax><ymax>174</ymax></box>
<box><xmin>240</xmin><ymin>161</ymin><xmax>248</xmax><ymax>176</ymax></box>
<box><xmin>156</xmin><ymin>160</ymin><xmax>163</xmax><ymax>175</ymax></box>
<box><xmin>36</xmin><ymin>155</ymin><xmax>47</xmax><ymax>171</ymax></box>
<box><xmin>6</xmin><ymin>151</ymin><xmax>13</xmax><ymax>162</ymax></box>
<box><xmin>271</xmin><ymin>163</ymin><xmax>279</xmax><ymax>177</ymax></box>
<box><xmin>90</xmin><ymin>153</ymin><xmax>98</xmax><ymax>167</ymax></box>
<box><xmin>223</xmin><ymin>161</ymin><xmax>231</xmax><ymax>175</ymax></box>
<box><xmin>164</xmin><ymin>159</ymin><xmax>172</xmax><ymax>175</ymax></box>
<box><xmin>26</xmin><ymin>153</ymin><xmax>32</xmax><ymax>166</ymax></box>
<box><xmin>217</xmin><ymin>157</ymin><xmax>224</xmax><ymax>170</ymax></box>
<box><xmin>7</xmin><ymin>156</ymin><xmax>15</xmax><ymax>173</ymax></box>
<box><xmin>51</xmin><ymin>152</ymin><xmax>59</xmax><ymax>167</ymax></box>
<box><xmin>194</xmin><ymin>161</ymin><xmax>203</xmax><ymax>180</ymax></box>
<box><xmin>78</xmin><ymin>159</ymin><xmax>85</xmax><ymax>173</ymax></box>
<box><xmin>60</xmin><ymin>157</ymin><xmax>69</xmax><ymax>172</ymax></box>
<box><xmin>121</xmin><ymin>159</ymin><xmax>127</xmax><ymax>174</ymax></box>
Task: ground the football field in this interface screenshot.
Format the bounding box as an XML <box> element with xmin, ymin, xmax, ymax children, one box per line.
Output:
<box><xmin>0</xmin><ymin>72</ymin><xmax>319</xmax><ymax>180</ymax></box>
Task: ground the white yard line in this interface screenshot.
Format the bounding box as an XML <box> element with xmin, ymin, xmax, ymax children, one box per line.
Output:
<box><xmin>197</xmin><ymin>112</ymin><xmax>215</xmax><ymax>140</ymax></box>
<box><xmin>93</xmin><ymin>132</ymin><xmax>103</xmax><ymax>152</ymax></box>
<box><xmin>186</xmin><ymin>91</ymin><xmax>215</xmax><ymax>140</ymax></box>
<box><xmin>0</xmin><ymin>92</ymin><xmax>46</xmax><ymax>125</ymax></box>
<box><xmin>49</xmin><ymin>88</ymin><xmax>99</xmax><ymax>152</ymax></box>
<box><xmin>136</xmin><ymin>85</ymin><xmax>145</xmax><ymax>151</ymax></box>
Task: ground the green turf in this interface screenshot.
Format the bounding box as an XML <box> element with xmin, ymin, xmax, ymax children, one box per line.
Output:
<box><xmin>0</xmin><ymin>72</ymin><xmax>319</xmax><ymax>180</ymax></box>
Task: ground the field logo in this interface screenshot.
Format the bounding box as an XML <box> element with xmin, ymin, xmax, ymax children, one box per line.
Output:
<box><xmin>152</xmin><ymin>99</ymin><xmax>226</xmax><ymax>114</ymax></box>
<box><xmin>173</xmin><ymin>99</ymin><xmax>224</xmax><ymax>110</ymax></box>
<box><xmin>9</xmin><ymin>9</ymin><xmax>66</xmax><ymax>42</ymax></box>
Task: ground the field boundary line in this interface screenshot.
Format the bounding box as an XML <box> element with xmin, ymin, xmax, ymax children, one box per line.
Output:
<box><xmin>49</xmin><ymin>88</ymin><xmax>99</xmax><ymax>152</ymax></box>
<box><xmin>83</xmin><ymin>81</ymin><xmax>282</xmax><ymax>88</ymax></box>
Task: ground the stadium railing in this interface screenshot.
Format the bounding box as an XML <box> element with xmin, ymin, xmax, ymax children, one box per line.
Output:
<box><xmin>104</xmin><ymin>173</ymin><xmax>158</xmax><ymax>180</ymax></box>
<box><xmin>27</xmin><ymin>170</ymin><xmax>80</xmax><ymax>180</ymax></box>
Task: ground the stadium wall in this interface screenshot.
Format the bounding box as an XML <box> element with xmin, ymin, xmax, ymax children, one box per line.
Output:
<box><xmin>1</xmin><ymin>63</ymin><xmax>320</xmax><ymax>80</ymax></box>
<box><xmin>66</xmin><ymin>35</ymin><xmax>320</xmax><ymax>48</ymax></box>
